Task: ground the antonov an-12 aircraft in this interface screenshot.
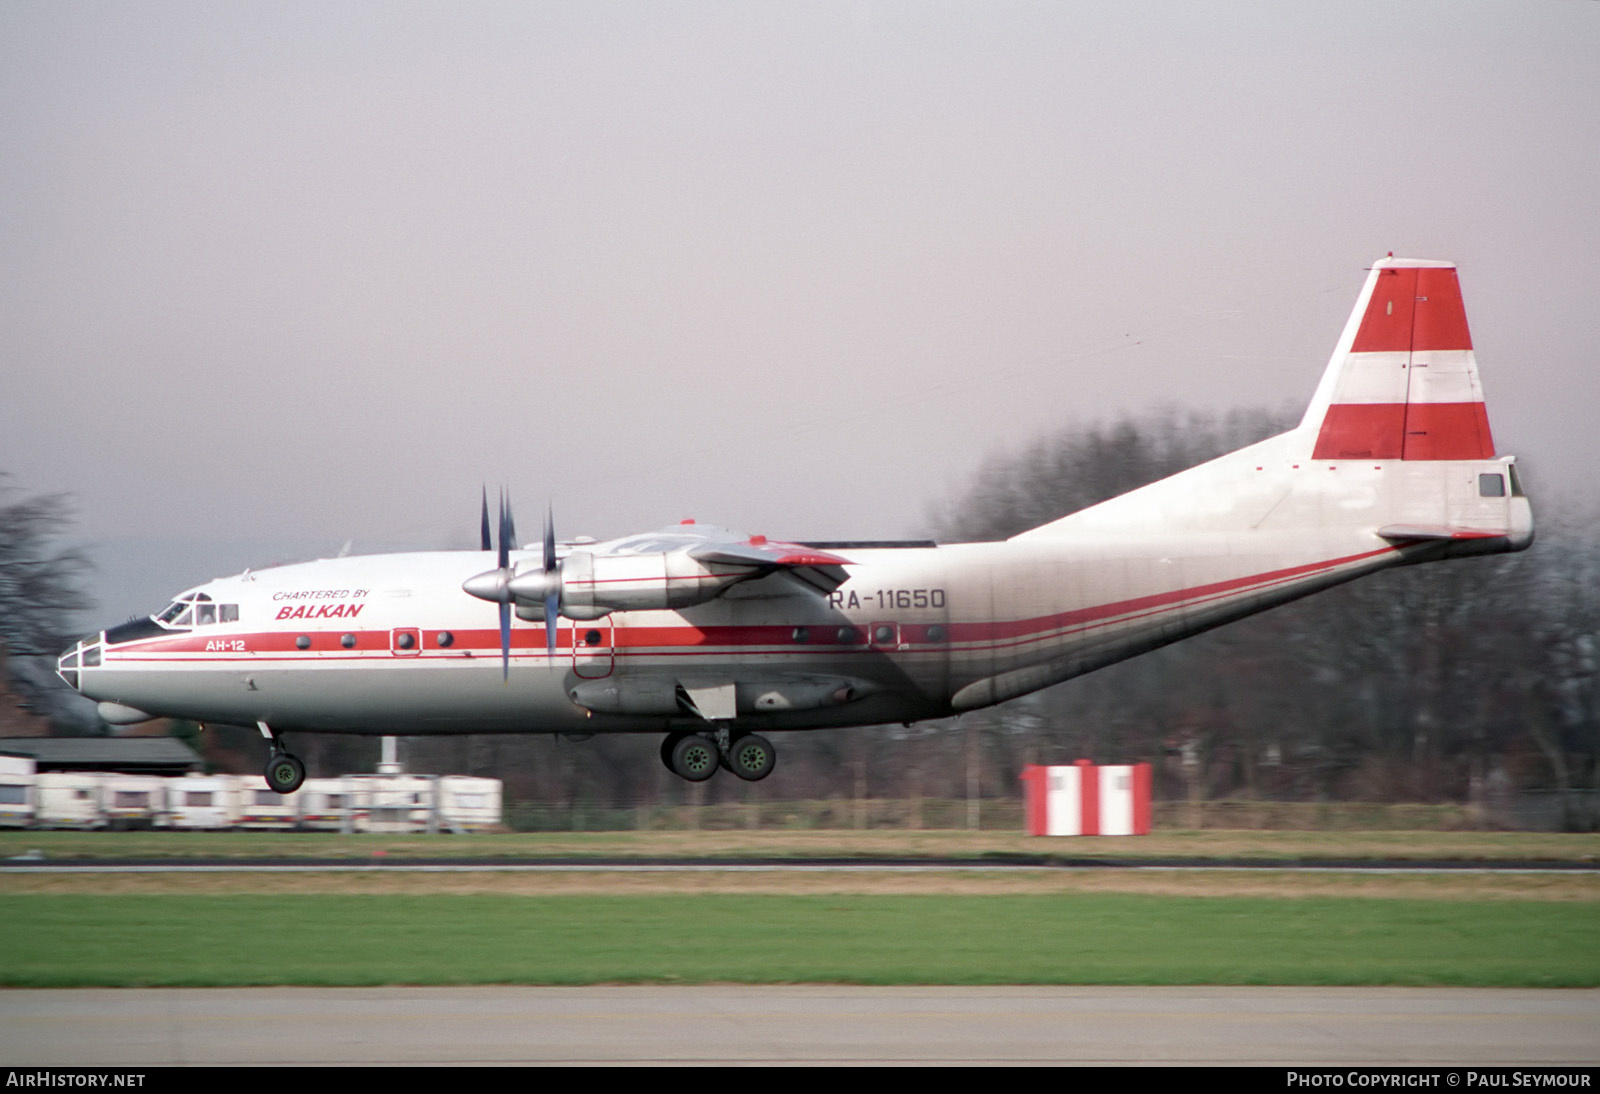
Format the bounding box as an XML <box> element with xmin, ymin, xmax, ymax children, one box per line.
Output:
<box><xmin>59</xmin><ymin>257</ymin><xmax>1533</xmax><ymax>792</ymax></box>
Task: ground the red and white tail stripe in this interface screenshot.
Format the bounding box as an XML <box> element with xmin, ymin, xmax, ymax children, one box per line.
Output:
<box><xmin>1303</xmin><ymin>257</ymin><xmax>1496</xmax><ymax>461</ymax></box>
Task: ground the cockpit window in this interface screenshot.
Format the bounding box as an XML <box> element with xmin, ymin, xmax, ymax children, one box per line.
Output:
<box><xmin>155</xmin><ymin>596</ymin><xmax>238</xmax><ymax>628</ymax></box>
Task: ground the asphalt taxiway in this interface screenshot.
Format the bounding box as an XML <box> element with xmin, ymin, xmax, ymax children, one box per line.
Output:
<box><xmin>3</xmin><ymin>986</ymin><xmax>1596</xmax><ymax>1065</ymax></box>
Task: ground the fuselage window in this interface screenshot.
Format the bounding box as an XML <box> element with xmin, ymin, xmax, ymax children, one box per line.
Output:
<box><xmin>196</xmin><ymin>603</ymin><xmax>217</xmax><ymax>626</ymax></box>
<box><xmin>1479</xmin><ymin>473</ymin><xmax>1506</xmax><ymax>498</ymax></box>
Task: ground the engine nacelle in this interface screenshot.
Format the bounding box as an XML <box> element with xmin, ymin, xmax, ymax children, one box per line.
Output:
<box><xmin>554</xmin><ymin>549</ymin><xmax>757</xmax><ymax>617</ymax></box>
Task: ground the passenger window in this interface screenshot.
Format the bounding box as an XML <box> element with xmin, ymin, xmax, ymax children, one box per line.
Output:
<box><xmin>220</xmin><ymin>604</ymin><xmax>239</xmax><ymax>623</ymax></box>
<box><xmin>1478</xmin><ymin>473</ymin><xmax>1505</xmax><ymax>498</ymax></box>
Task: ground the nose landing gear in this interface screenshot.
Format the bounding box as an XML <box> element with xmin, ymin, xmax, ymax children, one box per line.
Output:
<box><xmin>257</xmin><ymin>721</ymin><xmax>306</xmax><ymax>794</ymax></box>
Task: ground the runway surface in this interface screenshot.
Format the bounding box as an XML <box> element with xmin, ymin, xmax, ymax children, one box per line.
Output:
<box><xmin>3</xmin><ymin>986</ymin><xmax>1596</xmax><ymax>1065</ymax></box>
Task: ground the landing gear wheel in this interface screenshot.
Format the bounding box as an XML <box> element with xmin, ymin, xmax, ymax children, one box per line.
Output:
<box><xmin>669</xmin><ymin>734</ymin><xmax>719</xmax><ymax>782</ymax></box>
<box><xmin>660</xmin><ymin>731</ymin><xmax>688</xmax><ymax>772</ymax></box>
<box><xmin>264</xmin><ymin>752</ymin><xmax>306</xmax><ymax>794</ymax></box>
<box><xmin>728</xmin><ymin>733</ymin><xmax>776</xmax><ymax>782</ymax></box>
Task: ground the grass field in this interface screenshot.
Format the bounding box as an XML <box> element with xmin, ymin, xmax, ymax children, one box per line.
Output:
<box><xmin>5</xmin><ymin>892</ymin><xmax>1597</xmax><ymax>988</ymax></box>
<box><xmin>4</xmin><ymin>829</ymin><xmax>1594</xmax><ymax>988</ymax></box>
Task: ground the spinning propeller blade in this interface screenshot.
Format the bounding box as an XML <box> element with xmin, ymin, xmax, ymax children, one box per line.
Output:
<box><xmin>543</xmin><ymin>506</ymin><xmax>559</xmax><ymax>657</ymax></box>
<box><xmin>498</xmin><ymin>491</ymin><xmax>513</xmax><ymax>681</ymax></box>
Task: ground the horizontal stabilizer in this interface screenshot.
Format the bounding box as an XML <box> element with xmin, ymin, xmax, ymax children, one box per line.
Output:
<box><xmin>1377</xmin><ymin>524</ymin><xmax>1509</xmax><ymax>542</ymax></box>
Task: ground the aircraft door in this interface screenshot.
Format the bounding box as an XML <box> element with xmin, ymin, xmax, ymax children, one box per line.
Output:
<box><xmin>570</xmin><ymin>620</ymin><xmax>614</xmax><ymax>679</ymax></box>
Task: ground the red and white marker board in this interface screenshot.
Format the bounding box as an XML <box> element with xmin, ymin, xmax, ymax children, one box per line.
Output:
<box><xmin>1020</xmin><ymin>760</ymin><xmax>1152</xmax><ymax>836</ymax></box>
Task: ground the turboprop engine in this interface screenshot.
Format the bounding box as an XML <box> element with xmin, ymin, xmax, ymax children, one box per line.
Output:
<box><xmin>462</xmin><ymin>496</ymin><xmax>852</xmax><ymax>676</ymax></box>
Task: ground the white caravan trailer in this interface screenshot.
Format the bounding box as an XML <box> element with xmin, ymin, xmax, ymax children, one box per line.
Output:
<box><xmin>296</xmin><ymin>777</ymin><xmax>364</xmax><ymax>832</ymax></box>
<box><xmin>0</xmin><ymin>754</ymin><xmax>35</xmax><ymax>827</ymax></box>
<box><xmin>99</xmin><ymin>773</ymin><xmax>168</xmax><ymax>829</ymax></box>
<box><xmin>233</xmin><ymin>776</ymin><xmax>299</xmax><ymax>829</ymax></box>
<box><xmin>34</xmin><ymin>773</ymin><xmax>104</xmax><ymax>828</ymax></box>
<box><xmin>165</xmin><ymin>774</ymin><xmax>238</xmax><ymax>829</ymax></box>
<box><xmin>437</xmin><ymin>776</ymin><xmax>502</xmax><ymax>832</ymax></box>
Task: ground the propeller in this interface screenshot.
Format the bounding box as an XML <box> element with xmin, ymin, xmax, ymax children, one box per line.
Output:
<box><xmin>509</xmin><ymin>505</ymin><xmax>561</xmax><ymax>657</ymax></box>
<box><xmin>463</xmin><ymin>490</ymin><xmax>562</xmax><ymax>678</ymax></box>
<box><xmin>497</xmin><ymin>491</ymin><xmax>513</xmax><ymax>681</ymax></box>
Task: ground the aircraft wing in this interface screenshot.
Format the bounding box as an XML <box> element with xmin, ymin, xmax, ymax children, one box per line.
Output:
<box><xmin>686</xmin><ymin>537</ymin><xmax>853</xmax><ymax>595</ymax></box>
<box><xmin>572</xmin><ymin>523</ymin><xmax>855</xmax><ymax>598</ymax></box>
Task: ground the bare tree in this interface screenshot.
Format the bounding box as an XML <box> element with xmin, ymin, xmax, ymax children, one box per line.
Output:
<box><xmin>0</xmin><ymin>474</ymin><xmax>102</xmax><ymax>733</ymax></box>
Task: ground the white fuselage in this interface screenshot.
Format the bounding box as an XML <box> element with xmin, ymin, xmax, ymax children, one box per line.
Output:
<box><xmin>66</xmin><ymin>445</ymin><xmax>1529</xmax><ymax>739</ymax></box>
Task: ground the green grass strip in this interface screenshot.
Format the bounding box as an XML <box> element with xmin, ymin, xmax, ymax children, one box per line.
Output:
<box><xmin>6</xmin><ymin>893</ymin><xmax>1596</xmax><ymax>988</ymax></box>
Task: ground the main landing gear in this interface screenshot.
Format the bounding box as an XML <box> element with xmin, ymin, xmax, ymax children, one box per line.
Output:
<box><xmin>258</xmin><ymin>721</ymin><xmax>306</xmax><ymax>795</ymax></box>
<box><xmin>661</xmin><ymin>727</ymin><xmax>776</xmax><ymax>783</ymax></box>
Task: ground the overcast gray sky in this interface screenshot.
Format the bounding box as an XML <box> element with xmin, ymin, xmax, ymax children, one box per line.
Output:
<box><xmin>3</xmin><ymin>1</ymin><xmax>1596</xmax><ymax>623</ymax></box>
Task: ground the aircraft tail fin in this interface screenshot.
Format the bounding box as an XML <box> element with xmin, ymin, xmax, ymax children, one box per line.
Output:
<box><xmin>1299</xmin><ymin>257</ymin><xmax>1496</xmax><ymax>462</ymax></box>
<box><xmin>1015</xmin><ymin>256</ymin><xmax>1530</xmax><ymax>550</ymax></box>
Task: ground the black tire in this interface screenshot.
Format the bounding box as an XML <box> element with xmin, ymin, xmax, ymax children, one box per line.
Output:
<box><xmin>660</xmin><ymin>731</ymin><xmax>688</xmax><ymax>772</ymax></box>
<box><xmin>264</xmin><ymin>752</ymin><xmax>306</xmax><ymax>795</ymax></box>
<box><xmin>669</xmin><ymin>734</ymin><xmax>719</xmax><ymax>782</ymax></box>
<box><xmin>728</xmin><ymin>733</ymin><xmax>776</xmax><ymax>782</ymax></box>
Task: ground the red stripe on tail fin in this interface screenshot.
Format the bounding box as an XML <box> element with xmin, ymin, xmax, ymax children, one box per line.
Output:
<box><xmin>1351</xmin><ymin>267</ymin><xmax>1418</xmax><ymax>353</ymax></box>
<box><xmin>1411</xmin><ymin>267</ymin><xmax>1473</xmax><ymax>352</ymax></box>
<box><xmin>1311</xmin><ymin>258</ymin><xmax>1494</xmax><ymax>462</ymax></box>
<box><xmin>1402</xmin><ymin>401</ymin><xmax>1495</xmax><ymax>461</ymax></box>
<box><xmin>1313</xmin><ymin>404</ymin><xmax>1406</xmax><ymax>460</ymax></box>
